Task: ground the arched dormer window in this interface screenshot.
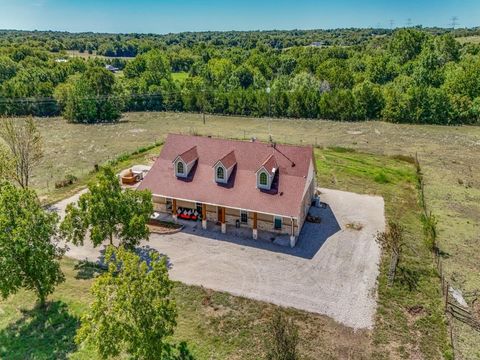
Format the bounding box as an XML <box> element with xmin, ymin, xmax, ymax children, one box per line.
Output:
<box><xmin>259</xmin><ymin>172</ymin><xmax>268</xmax><ymax>186</ymax></box>
<box><xmin>177</xmin><ymin>161</ymin><xmax>185</xmax><ymax>175</ymax></box>
<box><xmin>216</xmin><ymin>166</ymin><xmax>225</xmax><ymax>180</ymax></box>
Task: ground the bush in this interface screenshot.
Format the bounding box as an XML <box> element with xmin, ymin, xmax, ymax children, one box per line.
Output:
<box><xmin>265</xmin><ymin>310</ymin><xmax>299</xmax><ymax>360</ymax></box>
<box><xmin>54</xmin><ymin>174</ymin><xmax>78</xmax><ymax>188</ymax></box>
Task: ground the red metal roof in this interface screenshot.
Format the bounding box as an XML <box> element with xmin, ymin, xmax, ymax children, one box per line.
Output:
<box><xmin>138</xmin><ymin>134</ymin><xmax>314</xmax><ymax>218</ymax></box>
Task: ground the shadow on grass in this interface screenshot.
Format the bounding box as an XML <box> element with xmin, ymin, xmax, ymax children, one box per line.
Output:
<box><xmin>0</xmin><ymin>301</ymin><xmax>79</xmax><ymax>360</ymax></box>
<box><xmin>74</xmin><ymin>259</ymin><xmax>105</xmax><ymax>280</ymax></box>
<box><xmin>97</xmin><ymin>245</ymin><xmax>172</xmax><ymax>270</ymax></box>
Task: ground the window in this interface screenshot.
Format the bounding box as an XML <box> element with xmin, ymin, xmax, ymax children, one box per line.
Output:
<box><xmin>274</xmin><ymin>216</ymin><xmax>282</xmax><ymax>230</ymax></box>
<box><xmin>216</xmin><ymin>166</ymin><xmax>225</xmax><ymax>180</ymax></box>
<box><xmin>259</xmin><ymin>172</ymin><xmax>268</xmax><ymax>186</ymax></box>
<box><xmin>240</xmin><ymin>210</ymin><xmax>248</xmax><ymax>223</ymax></box>
<box><xmin>176</xmin><ymin>161</ymin><xmax>184</xmax><ymax>175</ymax></box>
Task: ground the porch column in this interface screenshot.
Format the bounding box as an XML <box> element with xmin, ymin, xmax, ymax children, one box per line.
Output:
<box><xmin>252</xmin><ymin>212</ymin><xmax>258</xmax><ymax>240</ymax></box>
<box><xmin>201</xmin><ymin>203</ymin><xmax>207</xmax><ymax>229</ymax></box>
<box><xmin>172</xmin><ymin>199</ymin><xmax>177</xmax><ymax>222</ymax></box>
<box><xmin>220</xmin><ymin>207</ymin><xmax>226</xmax><ymax>233</ymax></box>
<box><xmin>290</xmin><ymin>217</ymin><xmax>296</xmax><ymax>248</ymax></box>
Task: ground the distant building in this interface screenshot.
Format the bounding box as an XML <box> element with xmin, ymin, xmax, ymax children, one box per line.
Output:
<box><xmin>55</xmin><ymin>58</ymin><xmax>68</xmax><ymax>63</ymax></box>
<box><xmin>105</xmin><ymin>64</ymin><xmax>119</xmax><ymax>73</ymax></box>
<box><xmin>309</xmin><ymin>41</ymin><xmax>325</xmax><ymax>47</ymax></box>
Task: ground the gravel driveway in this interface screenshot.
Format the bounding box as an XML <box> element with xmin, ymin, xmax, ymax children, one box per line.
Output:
<box><xmin>54</xmin><ymin>187</ymin><xmax>384</xmax><ymax>329</ymax></box>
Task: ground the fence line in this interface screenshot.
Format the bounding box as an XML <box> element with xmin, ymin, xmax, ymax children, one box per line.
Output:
<box><xmin>415</xmin><ymin>153</ymin><xmax>480</xmax><ymax>360</ymax></box>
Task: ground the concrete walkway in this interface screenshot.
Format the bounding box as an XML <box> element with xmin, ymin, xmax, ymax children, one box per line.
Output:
<box><xmin>53</xmin><ymin>188</ymin><xmax>384</xmax><ymax>329</ymax></box>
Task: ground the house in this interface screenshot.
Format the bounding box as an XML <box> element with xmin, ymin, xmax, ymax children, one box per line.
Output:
<box><xmin>138</xmin><ymin>134</ymin><xmax>317</xmax><ymax>247</ymax></box>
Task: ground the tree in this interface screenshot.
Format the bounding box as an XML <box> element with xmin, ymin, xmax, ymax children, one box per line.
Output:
<box><xmin>0</xmin><ymin>56</ymin><xmax>17</xmax><ymax>84</ymax></box>
<box><xmin>0</xmin><ymin>182</ymin><xmax>65</xmax><ymax>307</ymax></box>
<box><xmin>76</xmin><ymin>246</ymin><xmax>193</xmax><ymax>360</ymax></box>
<box><xmin>389</xmin><ymin>29</ymin><xmax>425</xmax><ymax>64</ymax></box>
<box><xmin>353</xmin><ymin>81</ymin><xmax>384</xmax><ymax>120</ymax></box>
<box><xmin>0</xmin><ymin>117</ymin><xmax>43</xmax><ymax>188</ymax></box>
<box><xmin>265</xmin><ymin>310</ymin><xmax>299</xmax><ymax>360</ymax></box>
<box><xmin>61</xmin><ymin>166</ymin><xmax>153</xmax><ymax>248</ymax></box>
<box><xmin>55</xmin><ymin>66</ymin><xmax>122</xmax><ymax>123</ymax></box>
<box><xmin>376</xmin><ymin>221</ymin><xmax>405</xmax><ymax>285</ymax></box>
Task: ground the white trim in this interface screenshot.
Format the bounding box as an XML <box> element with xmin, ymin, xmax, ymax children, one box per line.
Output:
<box><xmin>151</xmin><ymin>193</ymin><xmax>298</xmax><ymax>220</ymax></box>
<box><xmin>256</xmin><ymin>167</ymin><xmax>272</xmax><ymax>190</ymax></box>
<box><xmin>215</xmin><ymin>163</ymin><xmax>227</xmax><ymax>183</ymax></box>
<box><xmin>175</xmin><ymin>159</ymin><xmax>186</xmax><ymax>177</ymax></box>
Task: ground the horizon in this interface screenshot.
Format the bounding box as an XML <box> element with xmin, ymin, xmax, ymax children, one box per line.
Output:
<box><xmin>0</xmin><ymin>0</ymin><xmax>479</xmax><ymax>34</ymax></box>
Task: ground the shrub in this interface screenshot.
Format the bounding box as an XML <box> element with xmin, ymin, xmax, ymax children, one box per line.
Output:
<box><xmin>265</xmin><ymin>310</ymin><xmax>299</xmax><ymax>360</ymax></box>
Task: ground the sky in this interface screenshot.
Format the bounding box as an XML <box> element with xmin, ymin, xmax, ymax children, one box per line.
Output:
<box><xmin>0</xmin><ymin>0</ymin><xmax>479</xmax><ymax>34</ymax></box>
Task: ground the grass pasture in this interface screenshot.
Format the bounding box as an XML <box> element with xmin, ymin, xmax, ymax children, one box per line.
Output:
<box><xmin>3</xmin><ymin>111</ymin><xmax>479</xmax><ymax>358</ymax></box>
<box><xmin>456</xmin><ymin>35</ymin><xmax>480</xmax><ymax>45</ymax></box>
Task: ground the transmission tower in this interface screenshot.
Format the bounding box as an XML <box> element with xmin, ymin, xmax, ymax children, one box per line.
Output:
<box><xmin>389</xmin><ymin>19</ymin><xmax>395</xmax><ymax>29</ymax></box>
<box><xmin>450</xmin><ymin>16</ymin><xmax>459</xmax><ymax>29</ymax></box>
<box><xmin>406</xmin><ymin>18</ymin><xmax>412</xmax><ymax>27</ymax></box>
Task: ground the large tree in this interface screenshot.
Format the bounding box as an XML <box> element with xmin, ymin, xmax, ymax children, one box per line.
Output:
<box><xmin>0</xmin><ymin>181</ymin><xmax>65</xmax><ymax>307</ymax></box>
<box><xmin>76</xmin><ymin>246</ymin><xmax>193</xmax><ymax>360</ymax></box>
<box><xmin>61</xmin><ymin>166</ymin><xmax>153</xmax><ymax>248</ymax></box>
<box><xmin>0</xmin><ymin>117</ymin><xmax>43</xmax><ymax>188</ymax></box>
<box><xmin>55</xmin><ymin>66</ymin><xmax>122</xmax><ymax>123</ymax></box>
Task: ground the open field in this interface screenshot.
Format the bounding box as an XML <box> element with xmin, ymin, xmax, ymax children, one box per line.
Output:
<box><xmin>456</xmin><ymin>35</ymin><xmax>480</xmax><ymax>44</ymax></box>
<box><xmin>62</xmin><ymin>50</ymin><xmax>135</xmax><ymax>60</ymax></box>
<box><xmin>4</xmin><ymin>111</ymin><xmax>480</xmax><ymax>358</ymax></box>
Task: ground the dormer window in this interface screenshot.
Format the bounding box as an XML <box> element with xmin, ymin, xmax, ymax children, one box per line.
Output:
<box><xmin>173</xmin><ymin>146</ymin><xmax>198</xmax><ymax>179</ymax></box>
<box><xmin>213</xmin><ymin>151</ymin><xmax>236</xmax><ymax>184</ymax></box>
<box><xmin>259</xmin><ymin>172</ymin><xmax>268</xmax><ymax>186</ymax></box>
<box><xmin>216</xmin><ymin>166</ymin><xmax>225</xmax><ymax>181</ymax></box>
<box><xmin>177</xmin><ymin>161</ymin><xmax>185</xmax><ymax>175</ymax></box>
<box><xmin>256</xmin><ymin>154</ymin><xmax>278</xmax><ymax>190</ymax></box>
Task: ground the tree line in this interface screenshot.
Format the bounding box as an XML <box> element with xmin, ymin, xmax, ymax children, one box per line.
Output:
<box><xmin>1</xmin><ymin>28</ymin><xmax>480</xmax><ymax>124</ymax></box>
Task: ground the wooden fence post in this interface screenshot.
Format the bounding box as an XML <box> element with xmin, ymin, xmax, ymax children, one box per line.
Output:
<box><xmin>445</xmin><ymin>282</ymin><xmax>449</xmax><ymax>313</ymax></box>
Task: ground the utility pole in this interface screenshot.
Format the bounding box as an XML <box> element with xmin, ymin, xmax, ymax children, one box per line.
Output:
<box><xmin>266</xmin><ymin>86</ymin><xmax>271</xmax><ymax>135</ymax></box>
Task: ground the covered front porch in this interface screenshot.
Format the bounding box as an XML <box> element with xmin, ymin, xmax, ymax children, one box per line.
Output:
<box><xmin>152</xmin><ymin>195</ymin><xmax>298</xmax><ymax>247</ymax></box>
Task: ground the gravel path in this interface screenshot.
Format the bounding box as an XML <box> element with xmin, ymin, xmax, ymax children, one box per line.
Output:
<box><xmin>54</xmin><ymin>188</ymin><xmax>384</xmax><ymax>329</ymax></box>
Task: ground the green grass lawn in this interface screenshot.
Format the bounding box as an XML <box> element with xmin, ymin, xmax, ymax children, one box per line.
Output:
<box><xmin>1</xmin><ymin>145</ymin><xmax>451</xmax><ymax>359</ymax></box>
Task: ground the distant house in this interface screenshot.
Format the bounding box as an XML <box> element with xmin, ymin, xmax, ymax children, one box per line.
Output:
<box><xmin>105</xmin><ymin>64</ymin><xmax>119</xmax><ymax>73</ymax></box>
<box><xmin>138</xmin><ymin>134</ymin><xmax>317</xmax><ymax>247</ymax></box>
<box><xmin>309</xmin><ymin>41</ymin><xmax>325</xmax><ymax>47</ymax></box>
<box><xmin>55</xmin><ymin>58</ymin><xmax>68</xmax><ymax>63</ymax></box>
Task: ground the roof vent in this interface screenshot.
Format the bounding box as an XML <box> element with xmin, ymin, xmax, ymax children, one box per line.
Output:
<box><xmin>291</xmin><ymin>162</ymin><xmax>296</xmax><ymax>167</ymax></box>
